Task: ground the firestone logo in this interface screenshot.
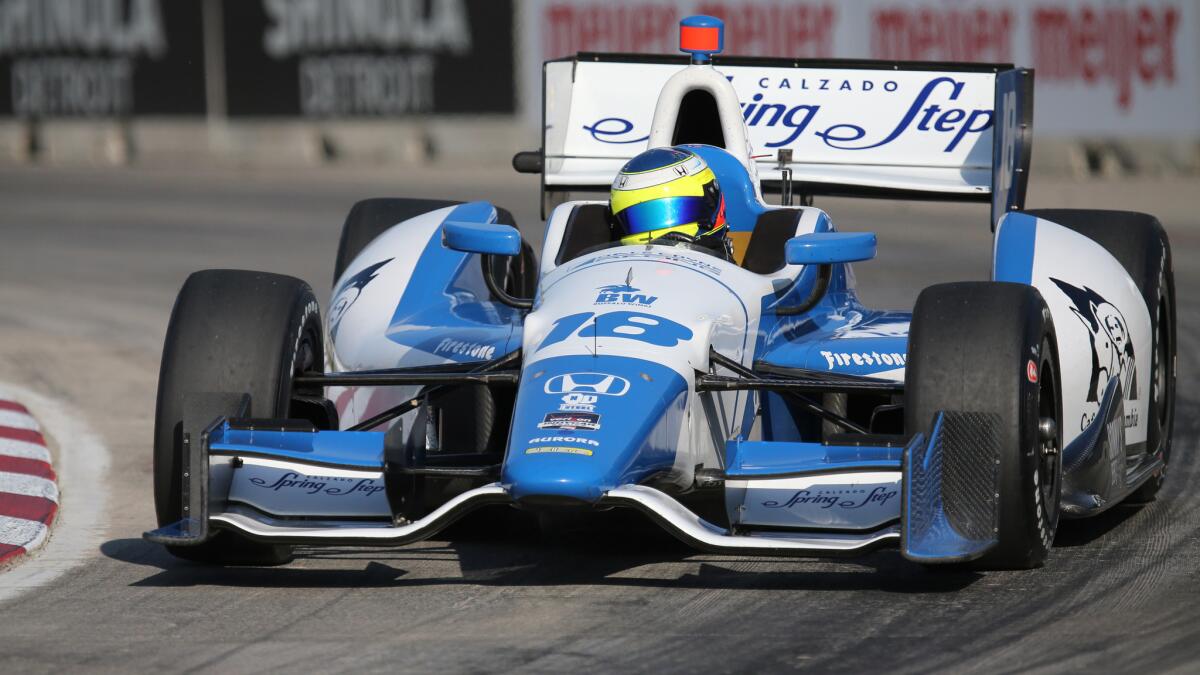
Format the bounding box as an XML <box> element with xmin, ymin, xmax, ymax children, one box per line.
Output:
<box><xmin>820</xmin><ymin>350</ymin><xmax>906</xmax><ymax>369</ymax></box>
<box><xmin>434</xmin><ymin>338</ymin><xmax>496</xmax><ymax>360</ymax></box>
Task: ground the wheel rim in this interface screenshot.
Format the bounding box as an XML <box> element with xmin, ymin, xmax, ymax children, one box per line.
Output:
<box><xmin>1037</xmin><ymin>354</ymin><xmax>1060</xmax><ymax>526</ymax></box>
<box><xmin>285</xmin><ymin>318</ymin><xmax>325</xmax><ymax>423</ymax></box>
<box><xmin>1154</xmin><ymin>301</ymin><xmax>1170</xmax><ymax>431</ymax></box>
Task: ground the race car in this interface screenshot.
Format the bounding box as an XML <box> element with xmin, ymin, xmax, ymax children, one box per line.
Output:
<box><xmin>146</xmin><ymin>16</ymin><xmax>1175</xmax><ymax>570</ymax></box>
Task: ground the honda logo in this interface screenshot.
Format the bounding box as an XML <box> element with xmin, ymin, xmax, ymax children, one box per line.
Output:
<box><xmin>544</xmin><ymin>373</ymin><xmax>630</xmax><ymax>396</ymax></box>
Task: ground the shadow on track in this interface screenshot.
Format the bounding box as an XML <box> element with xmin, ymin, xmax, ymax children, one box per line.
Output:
<box><xmin>1049</xmin><ymin>395</ymin><xmax>1200</xmax><ymax>548</ymax></box>
<box><xmin>1053</xmin><ymin>503</ymin><xmax>1145</xmax><ymax>548</ymax></box>
<box><xmin>102</xmin><ymin>507</ymin><xmax>982</xmax><ymax>593</ymax></box>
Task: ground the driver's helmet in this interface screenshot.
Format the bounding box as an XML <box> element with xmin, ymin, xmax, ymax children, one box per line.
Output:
<box><xmin>611</xmin><ymin>146</ymin><xmax>728</xmax><ymax>251</ymax></box>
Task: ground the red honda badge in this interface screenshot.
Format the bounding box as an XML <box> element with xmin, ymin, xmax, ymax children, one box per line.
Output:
<box><xmin>1026</xmin><ymin>359</ymin><xmax>1038</xmax><ymax>383</ymax></box>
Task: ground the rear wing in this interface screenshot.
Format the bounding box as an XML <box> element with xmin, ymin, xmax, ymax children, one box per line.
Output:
<box><xmin>515</xmin><ymin>54</ymin><xmax>1033</xmax><ymax>227</ymax></box>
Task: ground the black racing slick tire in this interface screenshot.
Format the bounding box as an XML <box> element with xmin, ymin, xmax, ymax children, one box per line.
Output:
<box><xmin>1022</xmin><ymin>209</ymin><xmax>1176</xmax><ymax>501</ymax></box>
<box><xmin>333</xmin><ymin>197</ymin><xmax>538</xmax><ymax>299</ymax></box>
<box><xmin>153</xmin><ymin>270</ymin><xmax>324</xmax><ymax>565</ymax></box>
<box><xmin>906</xmin><ymin>282</ymin><xmax>1062</xmax><ymax>570</ymax></box>
<box><xmin>333</xmin><ymin>198</ymin><xmax>463</xmax><ymax>285</ymax></box>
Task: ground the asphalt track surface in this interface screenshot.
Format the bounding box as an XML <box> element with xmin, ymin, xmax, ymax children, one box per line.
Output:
<box><xmin>0</xmin><ymin>163</ymin><xmax>1198</xmax><ymax>673</ymax></box>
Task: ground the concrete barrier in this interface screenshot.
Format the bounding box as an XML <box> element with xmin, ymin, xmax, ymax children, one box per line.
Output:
<box><xmin>0</xmin><ymin>118</ymin><xmax>1195</xmax><ymax>177</ymax></box>
<box><xmin>0</xmin><ymin>118</ymin><xmax>536</xmax><ymax>169</ymax></box>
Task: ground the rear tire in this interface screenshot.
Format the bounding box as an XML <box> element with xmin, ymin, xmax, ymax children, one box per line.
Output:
<box><xmin>154</xmin><ymin>270</ymin><xmax>324</xmax><ymax>565</ymax></box>
<box><xmin>1023</xmin><ymin>209</ymin><xmax>1176</xmax><ymax>501</ymax></box>
<box><xmin>333</xmin><ymin>198</ymin><xmax>537</xmax><ymax>299</ymax></box>
<box><xmin>906</xmin><ymin>282</ymin><xmax>1062</xmax><ymax>570</ymax></box>
<box><xmin>333</xmin><ymin>198</ymin><xmax>463</xmax><ymax>285</ymax></box>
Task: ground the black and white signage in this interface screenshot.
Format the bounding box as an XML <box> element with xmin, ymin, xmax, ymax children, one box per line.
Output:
<box><xmin>222</xmin><ymin>0</ymin><xmax>515</xmax><ymax>116</ymax></box>
<box><xmin>0</xmin><ymin>0</ymin><xmax>205</xmax><ymax>117</ymax></box>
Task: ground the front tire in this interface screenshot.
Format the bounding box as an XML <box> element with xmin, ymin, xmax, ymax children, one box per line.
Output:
<box><xmin>906</xmin><ymin>282</ymin><xmax>1062</xmax><ymax>570</ymax></box>
<box><xmin>154</xmin><ymin>270</ymin><xmax>324</xmax><ymax>565</ymax></box>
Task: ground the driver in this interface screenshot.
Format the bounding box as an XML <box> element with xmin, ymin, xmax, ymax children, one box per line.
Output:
<box><xmin>611</xmin><ymin>146</ymin><xmax>733</xmax><ymax>260</ymax></box>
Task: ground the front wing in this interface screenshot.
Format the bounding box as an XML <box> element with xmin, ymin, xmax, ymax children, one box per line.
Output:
<box><xmin>146</xmin><ymin>411</ymin><xmax>1007</xmax><ymax>563</ymax></box>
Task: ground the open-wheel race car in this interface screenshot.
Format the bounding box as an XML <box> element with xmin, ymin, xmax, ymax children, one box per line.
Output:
<box><xmin>147</xmin><ymin>16</ymin><xmax>1175</xmax><ymax>570</ymax></box>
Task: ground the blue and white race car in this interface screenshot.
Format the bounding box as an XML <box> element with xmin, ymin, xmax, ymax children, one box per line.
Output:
<box><xmin>147</xmin><ymin>16</ymin><xmax>1175</xmax><ymax>570</ymax></box>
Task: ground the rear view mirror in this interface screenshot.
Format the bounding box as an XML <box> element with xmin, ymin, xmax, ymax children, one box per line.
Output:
<box><xmin>441</xmin><ymin>220</ymin><xmax>532</xmax><ymax>310</ymax></box>
<box><xmin>442</xmin><ymin>221</ymin><xmax>522</xmax><ymax>257</ymax></box>
<box><xmin>785</xmin><ymin>232</ymin><xmax>877</xmax><ymax>265</ymax></box>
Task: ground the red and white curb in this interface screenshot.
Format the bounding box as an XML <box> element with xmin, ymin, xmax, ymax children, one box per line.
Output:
<box><xmin>0</xmin><ymin>384</ymin><xmax>107</xmax><ymax>603</ymax></box>
<box><xmin>0</xmin><ymin>400</ymin><xmax>58</xmax><ymax>565</ymax></box>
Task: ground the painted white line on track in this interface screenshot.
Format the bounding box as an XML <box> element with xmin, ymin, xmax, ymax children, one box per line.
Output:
<box><xmin>0</xmin><ymin>383</ymin><xmax>110</xmax><ymax>604</ymax></box>
<box><xmin>0</xmin><ymin>473</ymin><xmax>58</xmax><ymax>501</ymax></box>
<box><xmin>0</xmin><ymin>516</ymin><xmax>48</xmax><ymax>548</ymax></box>
<box><xmin>0</xmin><ymin>410</ymin><xmax>40</xmax><ymax>431</ymax></box>
<box><xmin>0</xmin><ymin>438</ymin><xmax>51</xmax><ymax>462</ymax></box>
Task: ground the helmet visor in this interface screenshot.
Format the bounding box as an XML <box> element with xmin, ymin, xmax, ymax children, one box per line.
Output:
<box><xmin>614</xmin><ymin>196</ymin><xmax>711</xmax><ymax>236</ymax></box>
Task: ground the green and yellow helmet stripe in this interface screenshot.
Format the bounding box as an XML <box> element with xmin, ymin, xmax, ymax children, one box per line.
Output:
<box><xmin>611</xmin><ymin>166</ymin><xmax>717</xmax><ymax>215</ymax></box>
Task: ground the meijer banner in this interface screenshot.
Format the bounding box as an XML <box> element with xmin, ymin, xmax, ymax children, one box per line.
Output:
<box><xmin>520</xmin><ymin>0</ymin><xmax>1200</xmax><ymax>137</ymax></box>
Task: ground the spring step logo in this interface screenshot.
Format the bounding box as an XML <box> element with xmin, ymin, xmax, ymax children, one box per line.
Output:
<box><xmin>763</xmin><ymin>486</ymin><xmax>898</xmax><ymax>510</ymax></box>
<box><xmin>586</xmin><ymin>76</ymin><xmax>992</xmax><ymax>151</ymax></box>
<box><xmin>250</xmin><ymin>472</ymin><xmax>385</xmax><ymax>497</ymax></box>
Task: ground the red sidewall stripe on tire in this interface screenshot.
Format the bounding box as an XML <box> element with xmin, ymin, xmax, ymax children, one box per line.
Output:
<box><xmin>0</xmin><ymin>401</ymin><xmax>58</xmax><ymax>566</ymax></box>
